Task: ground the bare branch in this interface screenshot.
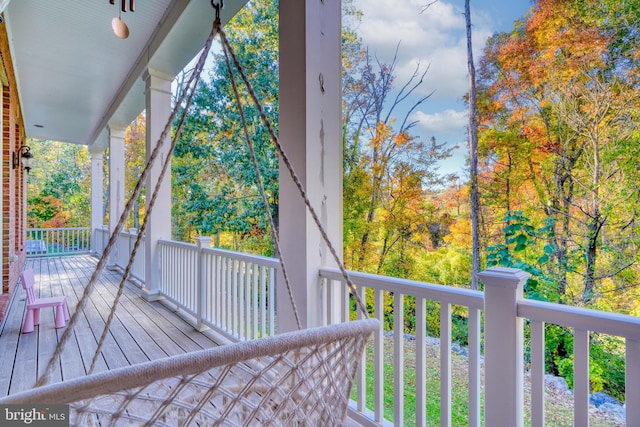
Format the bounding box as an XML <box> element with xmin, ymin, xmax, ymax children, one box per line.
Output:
<box><xmin>419</xmin><ymin>0</ymin><xmax>439</xmax><ymax>14</ymax></box>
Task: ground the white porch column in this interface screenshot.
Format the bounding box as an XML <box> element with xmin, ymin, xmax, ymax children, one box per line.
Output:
<box><xmin>89</xmin><ymin>147</ymin><xmax>104</xmax><ymax>253</ymax></box>
<box><xmin>142</xmin><ymin>68</ymin><xmax>173</xmax><ymax>301</ymax></box>
<box><xmin>278</xmin><ymin>0</ymin><xmax>343</xmax><ymax>331</ymax></box>
<box><xmin>479</xmin><ymin>267</ymin><xmax>529</xmax><ymax>427</ymax></box>
<box><xmin>108</xmin><ymin>125</ymin><xmax>126</xmax><ymax>265</ymax></box>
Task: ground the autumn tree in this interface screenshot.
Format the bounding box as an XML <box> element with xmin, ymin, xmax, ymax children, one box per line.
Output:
<box><xmin>170</xmin><ymin>0</ymin><xmax>279</xmax><ymax>253</ymax></box>
<box><xmin>477</xmin><ymin>0</ymin><xmax>640</xmax><ymax>304</ymax></box>
<box><xmin>26</xmin><ymin>140</ymin><xmax>91</xmax><ymax>228</ymax></box>
<box><xmin>341</xmin><ymin>42</ymin><xmax>455</xmax><ymax>276</ymax></box>
<box><xmin>465</xmin><ymin>0</ymin><xmax>480</xmax><ymax>289</ymax></box>
<box><xmin>124</xmin><ymin>114</ymin><xmax>146</xmax><ymax>230</ymax></box>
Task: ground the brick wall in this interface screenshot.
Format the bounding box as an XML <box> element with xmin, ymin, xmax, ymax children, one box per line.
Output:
<box><xmin>0</xmin><ymin>21</ymin><xmax>26</xmax><ymax>296</ymax></box>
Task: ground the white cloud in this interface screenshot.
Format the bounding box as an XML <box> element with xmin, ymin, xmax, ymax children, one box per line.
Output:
<box><xmin>351</xmin><ymin>0</ymin><xmax>503</xmax><ymax>100</ymax></box>
<box><xmin>348</xmin><ymin>0</ymin><xmax>530</xmax><ymax>172</ymax></box>
<box><xmin>411</xmin><ymin>109</ymin><xmax>468</xmax><ymax>134</ymax></box>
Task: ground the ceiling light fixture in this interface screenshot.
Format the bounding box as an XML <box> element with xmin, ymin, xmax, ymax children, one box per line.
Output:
<box><xmin>110</xmin><ymin>0</ymin><xmax>135</xmax><ymax>39</ymax></box>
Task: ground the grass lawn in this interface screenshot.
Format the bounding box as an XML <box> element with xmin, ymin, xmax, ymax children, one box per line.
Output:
<box><xmin>352</xmin><ymin>335</ymin><xmax>624</xmax><ymax>427</ymax></box>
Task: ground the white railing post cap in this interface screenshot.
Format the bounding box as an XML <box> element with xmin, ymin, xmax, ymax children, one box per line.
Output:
<box><xmin>195</xmin><ymin>236</ymin><xmax>212</xmax><ymax>248</ymax></box>
<box><xmin>478</xmin><ymin>267</ymin><xmax>529</xmax><ymax>290</ymax></box>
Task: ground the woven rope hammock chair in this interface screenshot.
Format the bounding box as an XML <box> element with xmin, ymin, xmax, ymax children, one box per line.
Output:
<box><xmin>0</xmin><ymin>3</ymin><xmax>379</xmax><ymax>426</ymax></box>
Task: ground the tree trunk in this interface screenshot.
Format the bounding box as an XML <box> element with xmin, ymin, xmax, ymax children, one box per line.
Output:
<box><xmin>358</xmin><ymin>153</ymin><xmax>379</xmax><ymax>268</ymax></box>
<box><xmin>583</xmin><ymin>138</ymin><xmax>602</xmax><ymax>303</ymax></box>
<box><xmin>465</xmin><ymin>0</ymin><xmax>480</xmax><ymax>290</ymax></box>
<box><xmin>583</xmin><ymin>215</ymin><xmax>601</xmax><ymax>302</ymax></box>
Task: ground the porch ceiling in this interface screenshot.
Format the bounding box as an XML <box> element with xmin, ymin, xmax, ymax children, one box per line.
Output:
<box><xmin>4</xmin><ymin>0</ymin><xmax>246</xmax><ymax>150</ymax></box>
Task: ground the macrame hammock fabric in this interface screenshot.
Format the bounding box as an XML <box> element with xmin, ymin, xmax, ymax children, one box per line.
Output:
<box><xmin>0</xmin><ymin>5</ymin><xmax>378</xmax><ymax>426</ymax></box>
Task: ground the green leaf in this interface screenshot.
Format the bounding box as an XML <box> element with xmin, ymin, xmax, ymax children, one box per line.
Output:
<box><xmin>514</xmin><ymin>243</ymin><xmax>526</xmax><ymax>252</ymax></box>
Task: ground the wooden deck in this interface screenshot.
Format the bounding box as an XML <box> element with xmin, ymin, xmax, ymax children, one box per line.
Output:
<box><xmin>0</xmin><ymin>255</ymin><xmax>220</xmax><ymax>397</ymax></box>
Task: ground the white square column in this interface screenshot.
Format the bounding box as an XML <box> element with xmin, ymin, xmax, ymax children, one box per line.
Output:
<box><xmin>108</xmin><ymin>125</ymin><xmax>126</xmax><ymax>265</ymax></box>
<box><xmin>89</xmin><ymin>146</ymin><xmax>104</xmax><ymax>253</ymax></box>
<box><xmin>142</xmin><ymin>68</ymin><xmax>173</xmax><ymax>300</ymax></box>
<box><xmin>278</xmin><ymin>0</ymin><xmax>343</xmax><ymax>331</ymax></box>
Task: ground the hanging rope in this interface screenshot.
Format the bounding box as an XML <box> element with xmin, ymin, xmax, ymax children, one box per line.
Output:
<box><xmin>216</xmin><ymin>26</ymin><xmax>369</xmax><ymax>318</ymax></box>
<box><xmin>220</xmin><ymin>27</ymin><xmax>302</xmax><ymax>331</ymax></box>
<box><xmin>38</xmin><ymin>3</ymin><xmax>369</xmax><ymax>387</ymax></box>
<box><xmin>37</xmin><ymin>15</ymin><xmax>222</xmax><ymax>387</ymax></box>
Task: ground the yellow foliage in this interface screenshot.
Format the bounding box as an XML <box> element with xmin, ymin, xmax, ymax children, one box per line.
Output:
<box><xmin>444</xmin><ymin>218</ymin><xmax>472</xmax><ymax>248</ymax></box>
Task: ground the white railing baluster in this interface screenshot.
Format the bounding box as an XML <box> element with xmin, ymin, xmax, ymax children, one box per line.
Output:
<box><xmin>416</xmin><ymin>297</ymin><xmax>426</xmax><ymax>427</ymax></box>
<box><xmin>530</xmin><ymin>320</ymin><xmax>545</xmax><ymax>427</ymax></box>
<box><xmin>173</xmin><ymin>247</ymin><xmax>179</xmax><ymax>300</ymax></box>
<box><xmin>356</xmin><ymin>285</ymin><xmax>367</xmax><ymax>413</ymax></box>
<box><xmin>468</xmin><ymin>307</ymin><xmax>481</xmax><ymax>427</ymax></box>
<box><xmin>320</xmin><ymin>277</ymin><xmax>328</xmax><ymax>325</ymax></box>
<box><xmin>221</xmin><ymin>257</ymin><xmax>227</xmax><ymax>332</ymax></box>
<box><xmin>180</xmin><ymin>247</ymin><xmax>185</xmax><ymax>302</ymax></box>
<box><xmin>226</xmin><ymin>257</ymin><xmax>232</xmax><ymax>333</ymax></box>
<box><xmin>252</xmin><ymin>264</ymin><xmax>258</xmax><ymax>339</ymax></box>
<box><xmin>440</xmin><ymin>302</ymin><xmax>451</xmax><ymax>427</ymax></box>
<box><xmin>233</xmin><ymin>259</ymin><xmax>239</xmax><ymax>336</ymax></box>
<box><xmin>209</xmin><ymin>254</ymin><xmax>216</xmax><ymax>326</ymax></box>
<box><xmin>189</xmin><ymin>247</ymin><xmax>194</xmax><ymax>308</ymax></box>
<box><xmin>374</xmin><ymin>288</ymin><xmax>384</xmax><ymax>423</ymax></box>
<box><xmin>340</xmin><ymin>278</ymin><xmax>347</xmax><ymax>323</ymax></box>
<box><xmin>243</xmin><ymin>261</ymin><xmax>250</xmax><ymax>339</ymax></box>
<box><xmin>218</xmin><ymin>256</ymin><xmax>223</xmax><ymax>330</ymax></box>
<box><xmin>322</xmin><ymin>277</ymin><xmax>331</xmax><ymax>325</ymax></box>
<box><xmin>573</xmin><ymin>329</ymin><xmax>590</xmax><ymax>427</ymax></box>
<box><xmin>202</xmin><ymin>253</ymin><xmax>210</xmax><ymax>323</ymax></box>
<box><xmin>210</xmin><ymin>254</ymin><xmax>216</xmax><ymax>322</ymax></box>
<box><xmin>176</xmin><ymin>247</ymin><xmax>181</xmax><ymax>304</ymax></box>
<box><xmin>261</xmin><ymin>266</ymin><xmax>267</xmax><ymax>337</ymax></box>
<box><xmin>237</xmin><ymin>260</ymin><xmax>244</xmax><ymax>339</ymax></box>
<box><xmin>268</xmin><ymin>268</ymin><xmax>275</xmax><ymax>334</ymax></box>
<box><xmin>394</xmin><ymin>292</ymin><xmax>404</xmax><ymax>427</ymax></box>
<box><xmin>628</xmin><ymin>338</ymin><xmax>640</xmax><ymax>425</ymax></box>
<box><xmin>189</xmin><ymin>248</ymin><xmax>194</xmax><ymax>309</ymax></box>
<box><xmin>196</xmin><ymin>237</ymin><xmax>210</xmax><ymax>330</ymax></box>
<box><xmin>215</xmin><ymin>255</ymin><xmax>222</xmax><ymax>327</ymax></box>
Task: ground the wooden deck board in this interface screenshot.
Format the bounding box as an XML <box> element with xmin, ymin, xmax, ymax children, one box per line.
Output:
<box><xmin>0</xmin><ymin>294</ymin><xmax>24</xmax><ymax>396</ymax></box>
<box><xmin>0</xmin><ymin>255</ymin><xmax>221</xmax><ymax>398</ymax></box>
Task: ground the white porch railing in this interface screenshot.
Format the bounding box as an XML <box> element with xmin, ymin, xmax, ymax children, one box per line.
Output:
<box><xmin>157</xmin><ymin>238</ymin><xmax>278</xmax><ymax>342</ymax></box>
<box><xmin>94</xmin><ymin>226</ymin><xmax>145</xmax><ymax>284</ymax></box>
<box><xmin>26</xmin><ymin>227</ymin><xmax>91</xmax><ymax>257</ymax></box>
<box><xmin>88</xmin><ymin>228</ymin><xmax>638</xmax><ymax>426</ymax></box>
<box><xmin>92</xmin><ymin>228</ymin><xmax>278</xmax><ymax>341</ymax></box>
<box><xmin>92</xmin><ymin>225</ymin><xmax>109</xmax><ymax>255</ymax></box>
<box><xmin>320</xmin><ymin>267</ymin><xmax>484</xmax><ymax>427</ymax></box>
<box><xmin>321</xmin><ymin>266</ymin><xmax>639</xmax><ymax>427</ymax></box>
<box><xmin>519</xmin><ymin>296</ymin><xmax>640</xmax><ymax>427</ymax></box>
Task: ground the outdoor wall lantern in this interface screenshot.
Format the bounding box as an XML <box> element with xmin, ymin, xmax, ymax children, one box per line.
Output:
<box><xmin>13</xmin><ymin>145</ymin><xmax>34</xmax><ymax>173</ymax></box>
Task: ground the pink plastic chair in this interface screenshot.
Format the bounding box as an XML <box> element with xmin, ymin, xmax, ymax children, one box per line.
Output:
<box><xmin>20</xmin><ymin>269</ymin><xmax>69</xmax><ymax>333</ymax></box>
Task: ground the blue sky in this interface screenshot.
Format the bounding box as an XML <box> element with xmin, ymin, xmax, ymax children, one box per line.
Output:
<box><xmin>350</xmin><ymin>0</ymin><xmax>533</xmax><ymax>175</ymax></box>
